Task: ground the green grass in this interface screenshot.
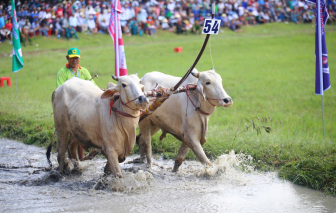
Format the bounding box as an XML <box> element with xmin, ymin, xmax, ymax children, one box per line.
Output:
<box><xmin>0</xmin><ymin>23</ymin><xmax>336</xmax><ymax>195</ymax></box>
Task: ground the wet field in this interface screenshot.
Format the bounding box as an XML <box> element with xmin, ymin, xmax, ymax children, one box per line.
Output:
<box><xmin>0</xmin><ymin>138</ymin><xmax>335</xmax><ymax>213</ymax></box>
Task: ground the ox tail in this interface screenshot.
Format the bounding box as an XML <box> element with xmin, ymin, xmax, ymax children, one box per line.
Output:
<box><xmin>46</xmin><ymin>129</ymin><xmax>57</xmax><ymax>168</ymax></box>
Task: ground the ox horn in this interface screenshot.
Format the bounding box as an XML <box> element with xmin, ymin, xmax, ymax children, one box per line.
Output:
<box><xmin>111</xmin><ymin>75</ymin><xmax>119</xmax><ymax>81</ymax></box>
<box><xmin>191</xmin><ymin>71</ymin><xmax>199</xmax><ymax>78</ymax></box>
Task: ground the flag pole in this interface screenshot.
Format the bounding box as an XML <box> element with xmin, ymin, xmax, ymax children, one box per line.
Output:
<box><xmin>115</xmin><ymin>0</ymin><xmax>120</xmax><ymax>77</ymax></box>
<box><xmin>322</xmin><ymin>96</ymin><xmax>325</xmax><ymax>138</ymax></box>
<box><xmin>16</xmin><ymin>72</ymin><xmax>17</xmax><ymax>96</ymax></box>
<box><xmin>317</xmin><ymin>0</ymin><xmax>325</xmax><ymax>138</ymax></box>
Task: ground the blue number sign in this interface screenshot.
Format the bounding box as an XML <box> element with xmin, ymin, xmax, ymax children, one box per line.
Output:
<box><xmin>202</xmin><ymin>19</ymin><xmax>221</xmax><ymax>35</ymax></box>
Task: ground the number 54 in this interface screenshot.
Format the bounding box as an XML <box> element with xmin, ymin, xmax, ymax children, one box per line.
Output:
<box><xmin>202</xmin><ymin>19</ymin><xmax>221</xmax><ymax>35</ymax></box>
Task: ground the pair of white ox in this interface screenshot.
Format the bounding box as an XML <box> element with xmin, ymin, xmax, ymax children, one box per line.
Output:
<box><xmin>51</xmin><ymin>69</ymin><xmax>232</xmax><ymax>177</ymax></box>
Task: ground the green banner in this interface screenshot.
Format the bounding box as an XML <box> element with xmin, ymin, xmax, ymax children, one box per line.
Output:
<box><xmin>11</xmin><ymin>0</ymin><xmax>23</xmax><ymax>73</ymax></box>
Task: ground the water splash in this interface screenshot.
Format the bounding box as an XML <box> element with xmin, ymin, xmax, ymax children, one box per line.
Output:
<box><xmin>169</xmin><ymin>150</ymin><xmax>255</xmax><ymax>179</ymax></box>
<box><xmin>201</xmin><ymin>150</ymin><xmax>255</xmax><ymax>177</ymax></box>
<box><xmin>1</xmin><ymin>139</ymin><xmax>336</xmax><ymax>213</ymax></box>
<box><xmin>92</xmin><ymin>170</ymin><xmax>154</xmax><ymax>193</ymax></box>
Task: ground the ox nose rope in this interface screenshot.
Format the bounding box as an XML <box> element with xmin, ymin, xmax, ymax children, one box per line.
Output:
<box><xmin>186</xmin><ymin>85</ymin><xmax>211</xmax><ymax>116</ymax></box>
<box><xmin>121</xmin><ymin>97</ymin><xmax>138</xmax><ymax>111</ymax></box>
<box><xmin>110</xmin><ymin>97</ymin><xmax>141</xmax><ymax>118</ymax></box>
<box><xmin>206</xmin><ymin>97</ymin><xmax>224</xmax><ymax>106</ymax></box>
<box><xmin>194</xmin><ymin>86</ymin><xmax>225</xmax><ymax>107</ymax></box>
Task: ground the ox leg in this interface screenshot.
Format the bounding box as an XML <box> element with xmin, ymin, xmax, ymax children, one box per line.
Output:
<box><xmin>188</xmin><ymin>139</ymin><xmax>212</xmax><ymax>167</ymax></box>
<box><xmin>101</xmin><ymin>150</ymin><xmax>111</xmax><ymax>174</ymax></box>
<box><xmin>138</xmin><ymin>118</ymin><xmax>150</xmax><ymax>160</ymax></box>
<box><xmin>105</xmin><ymin>150</ymin><xmax>123</xmax><ymax>178</ymax></box>
<box><xmin>144</xmin><ymin>125</ymin><xmax>161</xmax><ymax>167</ymax></box>
<box><xmin>138</xmin><ymin>119</ymin><xmax>160</xmax><ymax>167</ymax></box>
<box><xmin>138</xmin><ymin>135</ymin><xmax>146</xmax><ymax>163</ymax></box>
<box><xmin>139</xmin><ymin>133</ymin><xmax>151</xmax><ymax>167</ymax></box>
<box><xmin>172</xmin><ymin>143</ymin><xmax>190</xmax><ymax>172</ymax></box>
<box><xmin>56</xmin><ymin>129</ymin><xmax>69</xmax><ymax>174</ymax></box>
<box><xmin>104</xmin><ymin>161</ymin><xmax>111</xmax><ymax>174</ymax></box>
<box><xmin>68</xmin><ymin>136</ymin><xmax>79</xmax><ymax>161</ymax></box>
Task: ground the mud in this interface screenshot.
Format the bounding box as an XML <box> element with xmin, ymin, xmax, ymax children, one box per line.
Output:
<box><xmin>0</xmin><ymin>138</ymin><xmax>335</xmax><ymax>213</ymax></box>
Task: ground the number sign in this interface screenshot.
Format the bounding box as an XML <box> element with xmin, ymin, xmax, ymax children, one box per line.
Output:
<box><xmin>202</xmin><ymin>19</ymin><xmax>221</xmax><ymax>35</ymax></box>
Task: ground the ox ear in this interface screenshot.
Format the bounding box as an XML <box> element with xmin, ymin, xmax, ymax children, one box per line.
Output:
<box><xmin>197</xmin><ymin>80</ymin><xmax>206</xmax><ymax>100</ymax></box>
<box><xmin>101</xmin><ymin>87</ymin><xmax>119</xmax><ymax>99</ymax></box>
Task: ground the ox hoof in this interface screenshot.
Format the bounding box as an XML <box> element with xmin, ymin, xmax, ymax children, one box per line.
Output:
<box><xmin>64</xmin><ymin>158</ymin><xmax>74</xmax><ymax>171</ymax></box>
<box><xmin>104</xmin><ymin>165</ymin><xmax>111</xmax><ymax>174</ymax></box>
<box><xmin>131</xmin><ymin>156</ymin><xmax>146</xmax><ymax>164</ymax></box>
<box><xmin>57</xmin><ymin>168</ymin><xmax>69</xmax><ymax>176</ymax></box>
<box><xmin>172</xmin><ymin>159</ymin><xmax>182</xmax><ymax>172</ymax></box>
<box><xmin>172</xmin><ymin>166</ymin><xmax>179</xmax><ymax>172</ymax></box>
<box><xmin>146</xmin><ymin>163</ymin><xmax>151</xmax><ymax>168</ymax></box>
<box><xmin>72</xmin><ymin>160</ymin><xmax>81</xmax><ymax>168</ymax></box>
<box><xmin>47</xmin><ymin>170</ymin><xmax>63</xmax><ymax>182</ymax></box>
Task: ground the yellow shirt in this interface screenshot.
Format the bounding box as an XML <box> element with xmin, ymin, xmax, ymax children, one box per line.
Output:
<box><xmin>56</xmin><ymin>64</ymin><xmax>98</xmax><ymax>88</ymax></box>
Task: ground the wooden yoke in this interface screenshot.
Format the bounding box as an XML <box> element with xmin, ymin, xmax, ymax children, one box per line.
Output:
<box><xmin>139</xmin><ymin>84</ymin><xmax>197</xmax><ymax>122</ymax></box>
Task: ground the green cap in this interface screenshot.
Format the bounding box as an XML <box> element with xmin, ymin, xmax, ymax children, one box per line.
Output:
<box><xmin>67</xmin><ymin>47</ymin><xmax>81</xmax><ymax>58</ymax></box>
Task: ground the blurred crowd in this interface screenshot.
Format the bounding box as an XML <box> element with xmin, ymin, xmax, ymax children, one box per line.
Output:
<box><xmin>0</xmin><ymin>0</ymin><xmax>336</xmax><ymax>45</ymax></box>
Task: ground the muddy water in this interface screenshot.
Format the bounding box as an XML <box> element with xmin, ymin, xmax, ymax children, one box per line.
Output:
<box><xmin>0</xmin><ymin>138</ymin><xmax>335</xmax><ymax>213</ymax></box>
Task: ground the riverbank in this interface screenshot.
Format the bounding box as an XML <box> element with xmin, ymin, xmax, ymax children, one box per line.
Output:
<box><xmin>0</xmin><ymin>23</ymin><xmax>335</xmax><ymax>195</ymax></box>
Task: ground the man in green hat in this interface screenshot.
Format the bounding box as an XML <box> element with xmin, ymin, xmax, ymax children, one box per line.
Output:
<box><xmin>56</xmin><ymin>47</ymin><xmax>98</xmax><ymax>160</ymax></box>
<box><xmin>56</xmin><ymin>47</ymin><xmax>98</xmax><ymax>88</ymax></box>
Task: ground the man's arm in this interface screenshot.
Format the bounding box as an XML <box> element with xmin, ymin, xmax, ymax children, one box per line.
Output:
<box><xmin>56</xmin><ymin>69</ymin><xmax>68</xmax><ymax>88</ymax></box>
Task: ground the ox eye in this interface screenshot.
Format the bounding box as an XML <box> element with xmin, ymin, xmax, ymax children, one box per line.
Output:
<box><xmin>206</xmin><ymin>82</ymin><xmax>211</xmax><ymax>85</ymax></box>
<box><xmin>122</xmin><ymin>83</ymin><xmax>127</xmax><ymax>88</ymax></box>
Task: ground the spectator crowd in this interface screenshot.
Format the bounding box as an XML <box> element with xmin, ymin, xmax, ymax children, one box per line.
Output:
<box><xmin>0</xmin><ymin>0</ymin><xmax>336</xmax><ymax>45</ymax></box>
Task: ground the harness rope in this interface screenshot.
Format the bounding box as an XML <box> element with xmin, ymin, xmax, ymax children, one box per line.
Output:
<box><xmin>121</xmin><ymin>97</ymin><xmax>138</xmax><ymax>111</ymax></box>
<box><xmin>206</xmin><ymin>95</ymin><xmax>223</xmax><ymax>106</ymax></box>
<box><xmin>185</xmin><ymin>85</ymin><xmax>211</xmax><ymax>115</ymax></box>
<box><xmin>110</xmin><ymin>97</ymin><xmax>141</xmax><ymax>118</ymax></box>
<box><xmin>185</xmin><ymin>84</ymin><xmax>224</xmax><ymax>115</ymax></box>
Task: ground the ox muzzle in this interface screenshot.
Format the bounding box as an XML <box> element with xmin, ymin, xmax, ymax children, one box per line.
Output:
<box><xmin>223</xmin><ymin>97</ymin><xmax>233</xmax><ymax>107</ymax></box>
<box><xmin>135</xmin><ymin>95</ymin><xmax>149</xmax><ymax>109</ymax></box>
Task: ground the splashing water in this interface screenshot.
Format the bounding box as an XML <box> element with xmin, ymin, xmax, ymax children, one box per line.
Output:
<box><xmin>165</xmin><ymin>150</ymin><xmax>255</xmax><ymax>181</ymax></box>
<box><xmin>92</xmin><ymin>170</ymin><xmax>154</xmax><ymax>193</ymax></box>
<box><xmin>202</xmin><ymin>150</ymin><xmax>255</xmax><ymax>177</ymax></box>
<box><xmin>1</xmin><ymin>138</ymin><xmax>336</xmax><ymax>213</ymax></box>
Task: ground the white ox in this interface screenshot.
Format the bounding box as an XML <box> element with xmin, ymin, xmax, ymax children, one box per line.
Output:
<box><xmin>48</xmin><ymin>75</ymin><xmax>148</xmax><ymax>177</ymax></box>
<box><xmin>138</xmin><ymin>69</ymin><xmax>232</xmax><ymax>171</ymax></box>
